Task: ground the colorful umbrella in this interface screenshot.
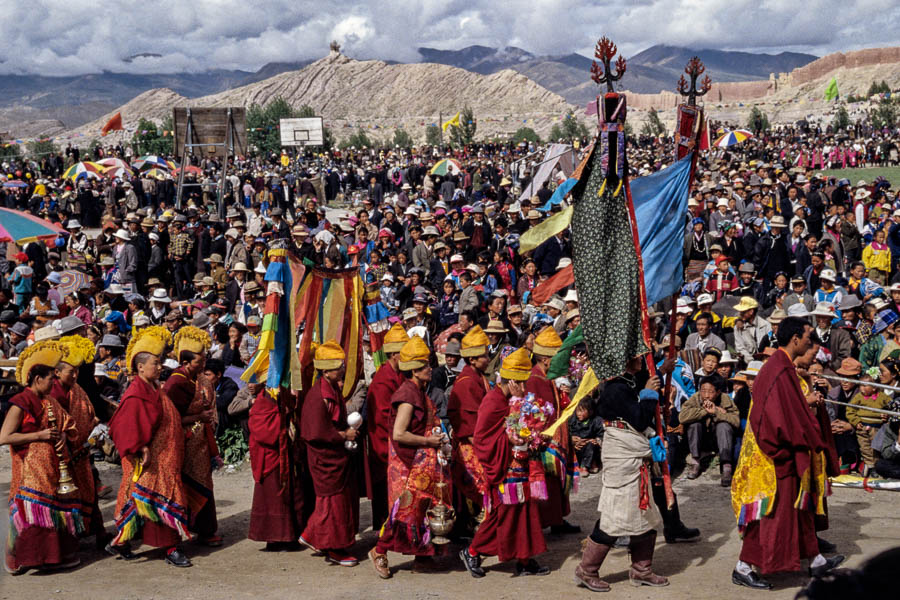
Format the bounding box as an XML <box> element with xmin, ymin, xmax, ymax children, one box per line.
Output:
<box><xmin>62</xmin><ymin>161</ymin><xmax>105</xmax><ymax>181</ymax></box>
<box><xmin>104</xmin><ymin>167</ymin><xmax>130</xmax><ymax>179</ymax></box>
<box><xmin>56</xmin><ymin>269</ymin><xmax>91</xmax><ymax>296</ymax></box>
<box><xmin>713</xmin><ymin>129</ymin><xmax>754</xmax><ymax>148</ymax></box>
<box><xmin>0</xmin><ymin>207</ymin><xmax>66</xmax><ymax>243</ymax></box>
<box><xmin>132</xmin><ymin>155</ymin><xmax>170</xmax><ymax>170</ymax></box>
<box><xmin>144</xmin><ymin>168</ymin><xmax>168</xmax><ymax>180</ymax></box>
<box><xmin>97</xmin><ymin>158</ymin><xmax>131</xmax><ymax>171</ymax></box>
<box><xmin>165</xmin><ymin>159</ymin><xmax>181</xmax><ymax>171</ymax></box>
<box><xmin>175</xmin><ymin>165</ymin><xmax>202</xmax><ymax>176</ymax></box>
<box><xmin>2</xmin><ymin>180</ymin><xmax>28</xmax><ymax>188</ymax></box>
<box><xmin>429</xmin><ymin>158</ymin><xmax>462</xmax><ymax>176</ymax></box>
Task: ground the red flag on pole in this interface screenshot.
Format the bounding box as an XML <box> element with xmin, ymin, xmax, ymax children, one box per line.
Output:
<box><xmin>698</xmin><ymin>118</ymin><xmax>710</xmax><ymax>151</ymax></box>
<box><xmin>101</xmin><ymin>112</ymin><xmax>123</xmax><ymax>136</ymax></box>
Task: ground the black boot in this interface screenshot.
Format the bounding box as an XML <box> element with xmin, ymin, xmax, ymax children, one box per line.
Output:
<box><xmin>653</xmin><ymin>484</ymin><xmax>700</xmax><ymax>544</ymax></box>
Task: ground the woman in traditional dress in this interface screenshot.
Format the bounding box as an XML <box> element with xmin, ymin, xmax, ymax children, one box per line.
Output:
<box><xmin>369</xmin><ymin>336</ymin><xmax>451</xmax><ymax>578</ymax></box>
<box><xmin>2</xmin><ymin>341</ymin><xmax>81</xmax><ymax>574</ymax></box>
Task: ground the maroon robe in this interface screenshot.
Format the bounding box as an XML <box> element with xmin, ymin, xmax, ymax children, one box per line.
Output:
<box><xmin>248</xmin><ymin>390</ymin><xmax>304</xmax><ymax>542</ymax></box>
<box><xmin>469</xmin><ymin>388</ymin><xmax>546</xmax><ymax>562</ymax></box>
<box><xmin>526</xmin><ymin>365</ymin><xmax>570</xmax><ymax>527</ymax></box>
<box><xmin>365</xmin><ymin>361</ymin><xmax>403</xmax><ymax>526</ymax></box>
<box><xmin>448</xmin><ymin>364</ymin><xmax>489</xmax><ymax>505</ymax></box>
<box><xmin>740</xmin><ymin>349</ymin><xmax>827</xmax><ymax>574</ymax></box>
<box><xmin>108</xmin><ymin>377</ymin><xmax>183</xmax><ymax>548</ymax></box>
<box><xmin>300</xmin><ymin>377</ymin><xmax>358</xmax><ymax>550</ymax></box>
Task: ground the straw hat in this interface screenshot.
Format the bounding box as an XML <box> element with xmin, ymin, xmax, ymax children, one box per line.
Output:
<box><xmin>313</xmin><ymin>340</ymin><xmax>345</xmax><ymax>370</ymax></box>
<box><xmin>398</xmin><ymin>336</ymin><xmax>430</xmax><ymax>371</ymax></box>
<box><xmin>533</xmin><ymin>326</ymin><xmax>563</xmax><ymax>357</ymax></box>
<box><xmin>734</xmin><ymin>296</ymin><xmax>760</xmax><ymax>312</ymax></box>
<box><xmin>460</xmin><ymin>325</ymin><xmax>490</xmax><ymax>357</ymax></box>
<box><xmin>383</xmin><ymin>323</ymin><xmax>410</xmax><ymax>354</ymax></box>
<box><xmin>499</xmin><ymin>347</ymin><xmax>532</xmax><ymax>381</ymax></box>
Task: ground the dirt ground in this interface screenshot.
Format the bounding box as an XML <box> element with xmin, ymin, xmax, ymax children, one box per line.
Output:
<box><xmin>1</xmin><ymin>456</ymin><xmax>897</xmax><ymax>600</ymax></box>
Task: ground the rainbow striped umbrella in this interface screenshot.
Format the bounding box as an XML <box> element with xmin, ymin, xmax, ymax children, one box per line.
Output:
<box><xmin>132</xmin><ymin>155</ymin><xmax>170</xmax><ymax>170</ymax></box>
<box><xmin>0</xmin><ymin>207</ymin><xmax>66</xmax><ymax>243</ymax></box>
<box><xmin>429</xmin><ymin>158</ymin><xmax>462</xmax><ymax>176</ymax></box>
<box><xmin>62</xmin><ymin>161</ymin><xmax>105</xmax><ymax>181</ymax></box>
<box><xmin>713</xmin><ymin>129</ymin><xmax>754</xmax><ymax>147</ymax></box>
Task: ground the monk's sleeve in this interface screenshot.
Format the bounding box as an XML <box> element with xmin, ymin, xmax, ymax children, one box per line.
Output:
<box><xmin>109</xmin><ymin>396</ymin><xmax>161</xmax><ymax>458</ymax></box>
<box><xmin>301</xmin><ymin>397</ymin><xmax>343</xmax><ymax>445</ymax></box>
<box><xmin>752</xmin><ymin>376</ymin><xmax>797</xmax><ymax>464</ymax></box>
<box><xmin>249</xmin><ymin>394</ymin><xmax>281</xmax><ymax>449</ymax></box>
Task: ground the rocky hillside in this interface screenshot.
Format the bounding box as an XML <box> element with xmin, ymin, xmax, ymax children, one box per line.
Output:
<box><xmin>73</xmin><ymin>51</ymin><xmax>574</xmax><ymax>144</ymax></box>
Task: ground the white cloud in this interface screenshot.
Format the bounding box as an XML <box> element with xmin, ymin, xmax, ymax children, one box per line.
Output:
<box><xmin>1</xmin><ymin>0</ymin><xmax>897</xmax><ymax>76</ymax></box>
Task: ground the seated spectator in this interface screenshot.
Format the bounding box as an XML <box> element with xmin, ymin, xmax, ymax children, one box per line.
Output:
<box><xmin>684</xmin><ymin>312</ymin><xmax>726</xmax><ymax>353</ymax></box>
<box><xmin>875</xmin><ymin>399</ymin><xmax>900</xmax><ymax>479</ymax></box>
<box><xmin>678</xmin><ymin>373</ymin><xmax>740</xmax><ymax>486</ymax></box>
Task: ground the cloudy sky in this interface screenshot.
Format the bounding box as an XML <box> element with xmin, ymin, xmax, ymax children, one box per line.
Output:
<box><xmin>3</xmin><ymin>0</ymin><xmax>899</xmax><ymax>76</ymax></box>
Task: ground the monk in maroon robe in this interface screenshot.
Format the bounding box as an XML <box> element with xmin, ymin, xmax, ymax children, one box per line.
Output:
<box><xmin>526</xmin><ymin>363</ymin><xmax>577</xmax><ymax>532</ymax></box>
<box><xmin>365</xmin><ymin>355</ymin><xmax>404</xmax><ymax>527</ymax></box>
<box><xmin>300</xmin><ymin>356</ymin><xmax>359</xmax><ymax>567</ymax></box>
<box><xmin>248</xmin><ymin>387</ymin><xmax>304</xmax><ymax>550</ymax></box>
<box><xmin>448</xmin><ymin>361</ymin><xmax>489</xmax><ymax>520</ymax></box>
<box><xmin>732</xmin><ymin>318</ymin><xmax>844</xmax><ymax>590</ymax></box>
<box><xmin>461</xmin><ymin>347</ymin><xmax>549</xmax><ymax>577</ymax></box>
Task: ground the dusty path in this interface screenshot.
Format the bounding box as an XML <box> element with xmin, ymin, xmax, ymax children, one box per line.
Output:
<box><xmin>1</xmin><ymin>457</ymin><xmax>897</xmax><ymax>599</ymax></box>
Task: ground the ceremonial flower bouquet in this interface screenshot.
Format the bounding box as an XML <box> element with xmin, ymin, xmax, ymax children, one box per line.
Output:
<box><xmin>506</xmin><ymin>393</ymin><xmax>555</xmax><ymax>451</ymax></box>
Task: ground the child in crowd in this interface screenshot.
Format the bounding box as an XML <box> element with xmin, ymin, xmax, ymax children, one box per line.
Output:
<box><xmin>847</xmin><ymin>369</ymin><xmax>891</xmax><ymax>476</ymax></box>
<box><xmin>568</xmin><ymin>399</ymin><xmax>604</xmax><ymax>477</ymax></box>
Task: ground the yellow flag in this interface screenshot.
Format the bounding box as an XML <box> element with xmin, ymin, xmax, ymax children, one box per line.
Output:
<box><xmin>544</xmin><ymin>366</ymin><xmax>600</xmax><ymax>437</ymax></box>
<box><xmin>442</xmin><ymin>111</ymin><xmax>461</xmax><ymax>132</ymax></box>
<box><xmin>517</xmin><ymin>205</ymin><xmax>573</xmax><ymax>254</ymax></box>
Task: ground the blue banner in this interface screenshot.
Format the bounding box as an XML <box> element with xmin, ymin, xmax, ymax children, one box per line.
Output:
<box><xmin>631</xmin><ymin>154</ymin><xmax>693</xmax><ymax>305</ymax></box>
<box><xmin>539</xmin><ymin>177</ymin><xmax>577</xmax><ymax>212</ymax></box>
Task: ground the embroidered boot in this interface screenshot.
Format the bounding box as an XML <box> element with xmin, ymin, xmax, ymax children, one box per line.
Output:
<box><xmin>574</xmin><ymin>538</ymin><xmax>612</xmax><ymax>592</ymax></box>
<box><xmin>628</xmin><ymin>531</ymin><xmax>668</xmax><ymax>587</ymax></box>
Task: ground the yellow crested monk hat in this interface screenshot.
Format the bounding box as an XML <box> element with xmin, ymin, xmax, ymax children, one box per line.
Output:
<box><xmin>383</xmin><ymin>323</ymin><xmax>410</xmax><ymax>354</ymax></box>
<box><xmin>174</xmin><ymin>326</ymin><xmax>212</xmax><ymax>357</ymax></box>
<box><xmin>16</xmin><ymin>340</ymin><xmax>64</xmax><ymax>386</ymax></box>
<box><xmin>398</xmin><ymin>336</ymin><xmax>430</xmax><ymax>371</ymax></box>
<box><xmin>313</xmin><ymin>340</ymin><xmax>346</xmax><ymax>370</ymax></box>
<box><xmin>125</xmin><ymin>326</ymin><xmax>173</xmax><ymax>373</ymax></box>
<box><xmin>460</xmin><ymin>325</ymin><xmax>489</xmax><ymax>358</ymax></box>
<box><xmin>533</xmin><ymin>326</ymin><xmax>563</xmax><ymax>357</ymax></box>
<box><xmin>499</xmin><ymin>347</ymin><xmax>532</xmax><ymax>381</ymax></box>
<box><xmin>58</xmin><ymin>335</ymin><xmax>96</xmax><ymax>368</ymax></box>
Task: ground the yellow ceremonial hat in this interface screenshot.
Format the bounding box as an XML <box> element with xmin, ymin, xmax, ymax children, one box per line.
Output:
<box><xmin>499</xmin><ymin>347</ymin><xmax>532</xmax><ymax>381</ymax></box>
<box><xmin>16</xmin><ymin>340</ymin><xmax>63</xmax><ymax>386</ymax></box>
<box><xmin>398</xmin><ymin>336</ymin><xmax>430</xmax><ymax>371</ymax></box>
<box><xmin>313</xmin><ymin>340</ymin><xmax>346</xmax><ymax>370</ymax></box>
<box><xmin>59</xmin><ymin>335</ymin><xmax>96</xmax><ymax>368</ymax></box>
<box><xmin>125</xmin><ymin>326</ymin><xmax>173</xmax><ymax>373</ymax></box>
<box><xmin>174</xmin><ymin>326</ymin><xmax>212</xmax><ymax>357</ymax></box>
<box><xmin>460</xmin><ymin>325</ymin><xmax>489</xmax><ymax>357</ymax></box>
<box><xmin>533</xmin><ymin>326</ymin><xmax>563</xmax><ymax>357</ymax></box>
<box><xmin>383</xmin><ymin>323</ymin><xmax>410</xmax><ymax>353</ymax></box>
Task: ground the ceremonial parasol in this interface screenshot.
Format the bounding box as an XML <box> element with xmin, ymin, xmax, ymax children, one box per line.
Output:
<box><xmin>2</xmin><ymin>180</ymin><xmax>28</xmax><ymax>188</ymax></box>
<box><xmin>713</xmin><ymin>129</ymin><xmax>754</xmax><ymax>148</ymax></box>
<box><xmin>56</xmin><ymin>269</ymin><xmax>91</xmax><ymax>296</ymax></box>
<box><xmin>0</xmin><ymin>207</ymin><xmax>66</xmax><ymax>243</ymax></box>
<box><xmin>62</xmin><ymin>161</ymin><xmax>105</xmax><ymax>181</ymax></box>
<box><xmin>429</xmin><ymin>158</ymin><xmax>462</xmax><ymax>176</ymax></box>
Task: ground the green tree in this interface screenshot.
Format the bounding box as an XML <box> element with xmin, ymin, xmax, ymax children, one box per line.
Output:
<box><xmin>747</xmin><ymin>106</ymin><xmax>770</xmax><ymax>134</ymax></box>
<box><xmin>548</xmin><ymin>110</ymin><xmax>588</xmax><ymax>143</ymax></box>
<box><xmin>246</xmin><ymin>96</ymin><xmax>297</xmax><ymax>156</ymax></box>
<box><xmin>640</xmin><ymin>108</ymin><xmax>666</xmax><ymax>137</ymax></box>
<box><xmin>0</xmin><ymin>143</ymin><xmax>21</xmax><ymax>160</ymax></box>
<box><xmin>832</xmin><ymin>105</ymin><xmax>850</xmax><ymax>131</ymax></box>
<box><xmin>393</xmin><ymin>128</ymin><xmax>414</xmax><ymax>148</ymax></box>
<box><xmin>512</xmin><ymin>127</ymin><xmax>542</xmax><ymax>145</ymax></box>
<box><xmin>870</xmin><ymin>97</ymin><xmax>898</xmax><ymax>129</ymax></box>
<box><xmin>338</xmin><ymin>128</ymin><xmax>373</xmax><ymax>150</ymax></box>
<box><xmin>425</xmin><ymin>124</ymin><xmax>442</xmax><ymax>146</ymax></box>
<box><xmin>26</xmin><ymin>139</ymin><xmax>58</xmax><ymax>158</ymax></box>
<box><xmin>131</xmin><ymin>117</ymin><xmax>173</xmax><ymax>156</ymax></box>
<box><xmin>448</xmin><ymin>106</ymin><xmax>477</xmax><ymax>148</ymax></box>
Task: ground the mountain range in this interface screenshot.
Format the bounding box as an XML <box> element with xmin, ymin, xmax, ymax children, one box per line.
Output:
<box><xmin>0</xmin><ymin>44</ymin><xmax>817</xmax><ymax>136</ymax></box>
